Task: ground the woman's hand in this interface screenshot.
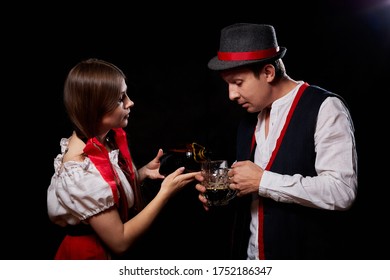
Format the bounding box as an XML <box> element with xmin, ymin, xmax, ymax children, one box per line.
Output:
<box><xmin>138</xmin><ymin>149</ymin><xmax>165</xmax><ymax>181</ymax></box>
<box><xmin>159</xmin><ymin>167</ymin><xmax>199</xmax><ymax>198</ymax></box>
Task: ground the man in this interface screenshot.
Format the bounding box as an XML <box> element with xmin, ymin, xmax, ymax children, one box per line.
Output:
<box><xmin>195</xmin><ymin>23</ymin><xmax>358</xmax><ymax>260</ymax></box>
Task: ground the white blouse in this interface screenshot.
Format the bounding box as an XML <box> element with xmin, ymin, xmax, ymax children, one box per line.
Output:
<box><xmin>47</xmin><ymin>137</ymin><xmax>135</xmax><ymax>227</ymax></box>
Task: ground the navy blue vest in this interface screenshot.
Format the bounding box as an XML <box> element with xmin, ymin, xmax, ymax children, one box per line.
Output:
<box><xmin>230</xmin><ymin>85</ymin><xmax>352</xmax><ymax>259</ymax></box>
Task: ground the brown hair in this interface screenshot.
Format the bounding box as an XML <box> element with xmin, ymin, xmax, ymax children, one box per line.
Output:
<box><xmin>64</xmin><ymin>58</ymin><xmax>126</xmax><ymax>140</ymax></box>
<box><xmin>247</xmin><ymin>58</ymin><xmax>286</xmax><ymax>80</ymax></box>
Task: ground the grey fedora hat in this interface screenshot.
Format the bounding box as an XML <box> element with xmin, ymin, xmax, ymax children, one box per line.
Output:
<box><xmin>208</xmin><ymin>23</ymin><xmax>287</xmax><ymax>71</ymax></box>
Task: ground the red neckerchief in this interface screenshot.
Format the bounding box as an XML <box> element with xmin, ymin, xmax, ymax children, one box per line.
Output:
<box><xmin>256</xmin><ymin>82</ymin><xmax>309</xmax><ymax>259</ymax></box>
<box><xmin>83</xmin><ymin>128</ymin><xmax>135</xmax><ymax>222</ymax></box>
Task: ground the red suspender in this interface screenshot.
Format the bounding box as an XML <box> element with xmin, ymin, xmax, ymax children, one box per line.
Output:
<box><xmin>257</xmin><ymin>82</ymin><xmax>309</xmax><ymax>259</ymax></box>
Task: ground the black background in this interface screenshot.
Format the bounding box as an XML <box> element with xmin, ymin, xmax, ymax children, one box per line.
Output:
<box><xmin>3</xmin><ymin>1</ymin><xmax>389</xmax><ymax>259</ymax></box>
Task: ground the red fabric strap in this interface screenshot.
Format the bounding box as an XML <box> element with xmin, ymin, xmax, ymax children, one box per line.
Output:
<box><xmin>83</xmin><ymin>137</ymin><xmax>119</xmax><ymax>204</ymax></box>
<box><xmin>83</xmin><ymin>128</ymin><xmax>135</xmax><ymax>222</ymax></box>
<box><xmin>112</xmin><ymin>128</ymin><xmax>136</xmax><ymax>183</ymax></box>
<box><xmin>257</xmin><ymin>82</ymin><xmax>309</xmax><ymax>260</ymax></box>
<box><xmin>218</xmin><ymin>47</ymin><xmax>279</xmax><ymax>61</ymax></box>
<box><xmin>265</xmin><ymin>83</ymin><xmax>309</xmax><ymax>170</ymax></box>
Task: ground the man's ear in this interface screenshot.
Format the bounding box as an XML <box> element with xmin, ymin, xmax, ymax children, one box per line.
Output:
<box><xmin>263</xmin><ymin>64</ymin><xmax>275</xmax><ymax>81</ymax></box>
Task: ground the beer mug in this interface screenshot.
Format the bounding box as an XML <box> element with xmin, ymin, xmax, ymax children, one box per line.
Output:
<box><xmin>201</xmin><ymin>160</ymin><xmax>237</xmax><ymax>206</ymax></box>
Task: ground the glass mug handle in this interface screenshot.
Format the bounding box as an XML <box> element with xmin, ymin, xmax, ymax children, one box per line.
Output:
<box><xmin>224</xmin><ymin>186</ymin><xmax>237</xmax><ymax>202</ymax></box>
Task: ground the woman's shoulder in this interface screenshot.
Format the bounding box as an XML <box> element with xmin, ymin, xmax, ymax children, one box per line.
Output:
<box><xmin>62</xmin><ymin>132</ymin><xmax>86</xmax><ymax>163</ymax></box>
<box><xmin>52</xmin><ymin>134</ymin><xmax>88</xmax><ymax>175</ymax></box>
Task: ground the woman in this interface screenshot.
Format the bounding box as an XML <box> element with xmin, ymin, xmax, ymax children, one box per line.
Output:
<box><xmin>47</xmin><ymin>58</ymin><xmax>198</xmax><ymax>259</ymax></box>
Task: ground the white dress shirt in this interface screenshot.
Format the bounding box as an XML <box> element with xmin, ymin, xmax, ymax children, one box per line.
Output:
<box><xmin>247</xmin><ymin>81</ymin><xmax>358</xmax><ymax>259</ymax></box>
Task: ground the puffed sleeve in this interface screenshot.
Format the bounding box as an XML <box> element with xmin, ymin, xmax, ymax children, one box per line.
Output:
<box><xmin>47</xmin><ymin>155</ymin><xmax>116</xmax><ymax>227</ymax></box>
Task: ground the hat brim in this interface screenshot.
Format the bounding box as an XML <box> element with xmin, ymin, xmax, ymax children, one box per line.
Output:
<box><xmin>207</xmin><ymin>47</ymin><xmax>287</xmax><ymax>71</ymax></box>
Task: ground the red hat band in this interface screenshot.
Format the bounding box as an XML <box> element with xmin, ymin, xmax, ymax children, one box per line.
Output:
<box><xmin>217</xmin><ymin>47</ymin><xmax>280</xmax><ymax>61</ymax></box>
